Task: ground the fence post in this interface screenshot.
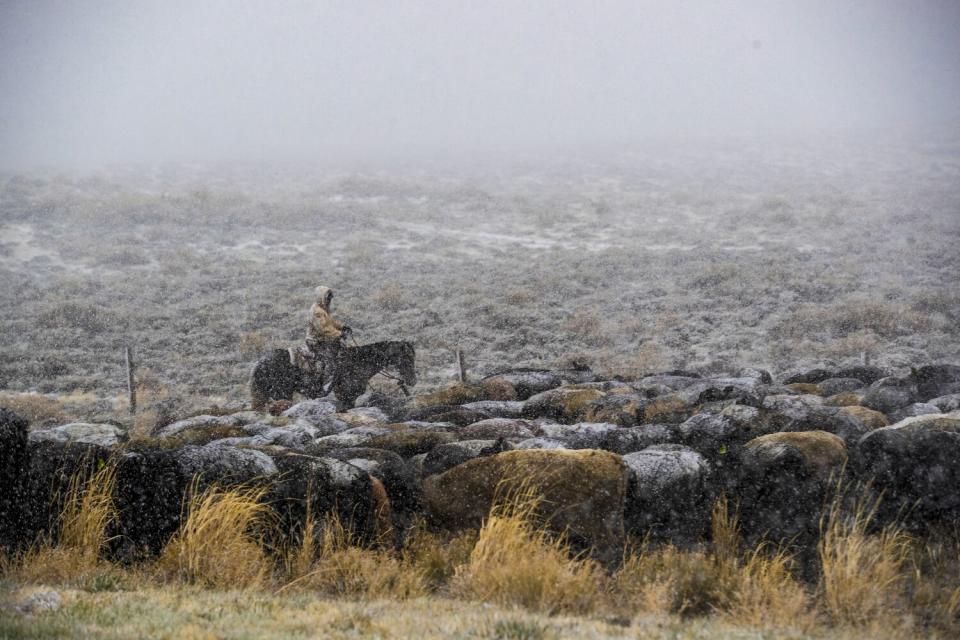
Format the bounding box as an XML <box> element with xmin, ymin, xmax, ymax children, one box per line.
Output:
<box><xmin>125</xmin><ymin>346</ymin><xmax>136</xmax><ymax>415</ymax></box>
<box><xmin>456</xmin><ymin>348</ymin><xmax>468</xmax><ymax>384</ymax></box>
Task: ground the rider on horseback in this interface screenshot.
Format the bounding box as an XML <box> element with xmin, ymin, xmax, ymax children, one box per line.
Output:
<box><xmin>293</xmin><ymin>285</ymin><xmax>351</xmax><ymax>392</ymax></box>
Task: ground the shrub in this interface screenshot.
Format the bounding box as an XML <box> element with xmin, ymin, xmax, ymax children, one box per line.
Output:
<box><xmin>505</xmin><ymin>288</ymin><xmax>538</xmax><ymax>306</ymax></box>
<box><xmin>688</xmin><ymin>263</ymin><xmax>742</xmax><ymax>292</ymax></box>
<box><xmin>36</xmin><ymin>302</ymin><xmax>109</xmax><ymax>332</ymax></box>
<box><xmin>238</xmin><ymin>330</ymin><xmax>270</xmax><ymax>360</ymax></box>
<box><xmin>828</xmin><ymin>299</ymin><xmax>930</xmax><ymax>338</ymax></box>
<box><xmin>818</xmin><ymin>329</ymin><xmax>880</xmax><ymax>362</ymax></box>
<box><xmin>774</xmin><ymin>299</ymin><xmax>930</xmax><ymax>343</ymax></box>
<box><xmin>563</xmin><ymin>308</ymin><xmax>609</xmax><ymax>346</ymax></box>
<box><xmin>0</xmin><ymin>393</ymin><xmax>66</xmax><ymax>425</ymax></box>
<box><xmin>612</xmin><ymin>342</ymin><xmax>669</xmax><ymax>379</ymax></box>
<box><xmin>372</xmin><ymin>283</ymin><xmax>406</xmax><ymax>311</ymax></box>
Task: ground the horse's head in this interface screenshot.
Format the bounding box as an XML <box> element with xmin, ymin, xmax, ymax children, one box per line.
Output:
<box><xmin>396</xmin><ymin>341</ymin><xmax>418</xmax><ymax>387</ymax></box>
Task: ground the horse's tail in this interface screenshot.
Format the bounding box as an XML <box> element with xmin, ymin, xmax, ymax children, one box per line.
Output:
<box><xmin>250</xmin><ymin>348</ymin><xmax>293</xmax><ymax>411</ymax></box>
<box><xmin>250</xmin><ymin>357</ymin><xmax>270</xmax><ymax>411</ymax></box>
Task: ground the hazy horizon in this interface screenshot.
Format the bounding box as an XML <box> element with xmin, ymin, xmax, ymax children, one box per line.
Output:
<box><xmin>2</xmin><ymin>0</ymin><xmax>959</xmax><ymax>171</ymax></box>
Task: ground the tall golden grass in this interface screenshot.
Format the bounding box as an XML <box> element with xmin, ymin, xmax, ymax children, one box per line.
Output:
<box><xmin>281</xmin><ymin>498</ymin><xmax>320</xmax><ymax>582</ymax></box>
<box><xmin>13</xmin><ymin>461</ymin><xmax>118</xmax><ymax>584</ymax></box>
<box><xmin>818</xmin><ymin>491</ymin><xmax>911</xmax><ymax>629</ymax></box>
<box><xmin>613</xmin><ymin>545</ymin><xmax>721</xmax><ymax>617</ymax></box>
<box><xmin>613</xmin><ymin>496</ymin><xmax>811</xmax><ymax>629</ymax></box>
<box><xmin>278</xmin><ymin>510</ymin><xmax>426</xmax><ymax>599</ymax></box>
<box><xmin>711</xmin><ymin>496</ymin><xmax>812</xmax><ymax>630</ymax></box>
<box><xmin>451</xmin><ymin>485</ymin><xmax>603</xmax><ymax>615</ymax></box>
<box><xmin>402</xmin><ymin>520</ymin><xmax>476</xmax><ymax>589</ymax></box>
<box><xmin>3</xmin><ymin>465</ymin><xmax>957</xmax><ymax>639</ymax></box>
<box><xmin>0</xmin><ymin>392</ymin><xmax>66</xmax><ymax>425</ymax></box>
<box><xmin>710</xmin><ymin>495</ymin><xmax>739</xmax><ymax>569</ymax></box>
<box><xmin>156</xmin><ymin>480</ymin><xmax>273</xmax><ymax>589</ymax></box>
<box><xmin>909</xmin><ymin>530</ymin><xmax>960</xmax><ymax>632</ymax></box>
<box><xmin>57</xmin><ymin>462</ymin><xmax>119</xmax><ymax>558</ymax></box>
<box><xmin>724</xmin><ymin>546</ymin><xmax>812</xmax><ymax>629</ymax></box>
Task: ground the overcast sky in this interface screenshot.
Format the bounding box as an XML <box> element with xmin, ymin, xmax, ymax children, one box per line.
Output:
<box><xmin>1</xmin><ymin>0</ymin><xmax>958</xmax><ymax>169</ymax></box>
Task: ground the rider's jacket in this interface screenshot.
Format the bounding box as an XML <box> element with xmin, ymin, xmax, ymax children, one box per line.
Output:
<box><xmin>306</xmin><ymin>285</ymin><xmax>345</xmax><ymax>348</ymax></box>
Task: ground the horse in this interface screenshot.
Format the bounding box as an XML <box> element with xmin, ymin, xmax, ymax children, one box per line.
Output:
<box><xmin>250</xmin><ymin>341</ymin><xmax>416</xmax><ymax>412</ymax></box>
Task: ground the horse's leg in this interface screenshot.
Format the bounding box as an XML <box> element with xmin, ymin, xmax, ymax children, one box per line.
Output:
<box><xmin>332</xmin><ymin>380</ymin><xmax>360</xmax><ymax>411</ymax></box>
<box><xmin>251</xmin><ymin>386</ymin><xmax>269</xmax><ymax>411</ymax></box>
<box><xmin>333</xmin><ymin>386</ymin><xmax>351</xmax><ymax>411</ymax></box>
<box><xmin>301</xmin><ymin>371</ymin><xmax>325</xmax><ymax>400</ymax></box>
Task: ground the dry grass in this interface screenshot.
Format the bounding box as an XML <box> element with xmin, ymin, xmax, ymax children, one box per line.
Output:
<box><xmin>372</xmin><ymin>283</ymin><xmax>406</xmax><ymax>311</ymax></box>
<box><xmin>819</xmin><ymin>329</ymin><xmax>880</xmax><ymax>361</ymax></box>
<box><xmin>613</xmin><ymin>545</ymin><xmax>724</xmax><ymax>618</ymax></box>
<box><xmin>238</xmin><ymin>330</ymin><xmax>270</xmax><ymax>360</ymax></box>
<box><xmin>775</xmin><ymin>299</ymin><xmax>931</xmax><ymax>343</ymax></box>
<box><xmin>0</xmin><ymin>392</ymin><xmax>66</xmax><ymax>425</ymax></box>
<box><xmin>156</xmin><ymin>480</ymin><xmax>273</xmax><ymax>589</ymax></box>
<box><xmin>613</xmin><ymin>497</ymin><xmax>812</xmax><ymax>630</ymax></box>
<box><xmin>724</xmin><ymin>546</ymin><xmax>812</xmax><ymax>630</ymax></box>
<box><xmin>908</xmin><ymin>531</ymin><xmax>960</xmax><ymax>635</ymax></box>
<box><xmin>451</xmin><ymin>485</ymin><xmax>603</xmax><ymax>615</ymax></box>
<box><xmin>13</xmin><ymin>462</ymin><xmax>117</xmax><ymax>584</ymax></box>
<box><xmin>613</xmin><ymin>499</ymin><xmax>732</xmax><ymax>619</ymax></box>
<box><xmin>57</xmin><ymin>464</ymin><xmax>118</xmax><ymax>557</ymax></box>
<box><xmin>2</xmin><ymin>468</ymin><xmax>955</xmax><ymax>638</ymax></box>
<box><xmin>563</xmin><ymin>307</ymin><xmax>610</xmax><ymax>346</ymax></box>
<box><xmin>818</xmin><ymin>492</ymin><xmax>911</xmax><ymax>629</ymax></box>
<box><xmin>604</xmin><ymin>342</ymin><xmax>669</xmax><ymax>379</ymax></box>
<box><xmin>0</xmin><ymin>589</ymin><xmax>735</xmax><ymax>640</ymax></box>
<box><xmin>505</xmin><ymin>287</ymin><xmax>537</xmax><ymax>306</ymax></box>
<box><xmin>279</xmin><ymin>510</ymin><xmax>426</xmax><ymax>599</ymax></box>
<box><xmin>709</xmin><ymin>498</ymin><xmax>809</xmax><ymax>631</ymax></box>
<box><xmin>402</xmin><ymin>520</ymin><xmax>477</xmax><ymax>589</ymax></box>
<box><xmin>281</xmin><ymin>498</ymin><xmax>318</xmax><ymax>581</ymax></box>
<box><xmin>280</xmin><ymin>499</ymin><xmax>320</xmax><ymax>582</ymax></box>
<box><xmin>710</xmin><ymin>496</ymin><xmax>739</xmax><ymax>568</ymax></box>
<box><xmin>124</xmin><ymin>372</ymin><xmax>176</xmax><ymax>438</ymax></box>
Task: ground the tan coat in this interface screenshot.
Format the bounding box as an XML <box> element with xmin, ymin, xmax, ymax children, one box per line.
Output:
<box><xmin>306</xmin><ymin>285</ymin><xmax>345</xmax><ymax>348</ymax></box>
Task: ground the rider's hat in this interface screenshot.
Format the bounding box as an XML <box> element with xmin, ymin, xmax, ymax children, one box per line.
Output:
<box><xmin>314</xmin><ymin>286</ymin><xmax>334</xmax><ymax>308</ymax></box>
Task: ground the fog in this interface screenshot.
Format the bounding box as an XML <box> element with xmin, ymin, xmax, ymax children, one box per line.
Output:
<box><xmin>1</xmin><ymin>0</ymin><xmax>959</xmax><ymax>169</ymax></box>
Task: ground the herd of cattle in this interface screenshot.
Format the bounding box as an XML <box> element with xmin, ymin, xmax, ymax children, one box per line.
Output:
<box><xmin>2</xmin><ymin>363</ymin><xmax>959</xmax><ymax>566</ymax></box>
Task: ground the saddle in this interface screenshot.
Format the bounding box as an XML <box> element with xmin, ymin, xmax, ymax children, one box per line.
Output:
<box><xmin>289</xmin><ymin>345</ymin><xmax>337</xmax><ymax>394</ymax></box>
